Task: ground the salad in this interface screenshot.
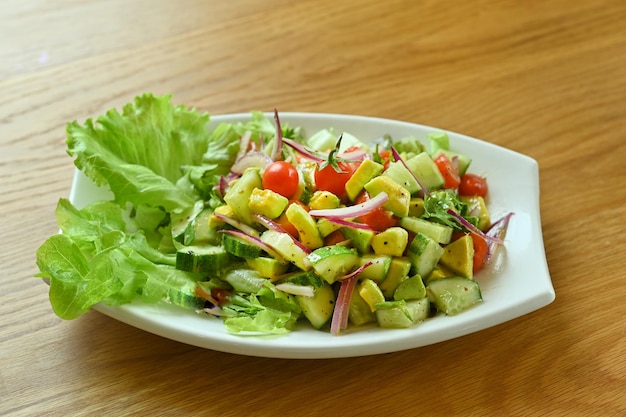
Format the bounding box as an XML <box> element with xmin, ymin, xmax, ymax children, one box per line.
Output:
<box><xmin>36</xmin><ymin>94</ymin><xmax>512</xmax><ymax>336</ymax></box>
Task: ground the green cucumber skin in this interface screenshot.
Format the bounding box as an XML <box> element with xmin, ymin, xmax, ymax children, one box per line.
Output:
<box><xmin>175</xmin><ymin>245</ymin><xmax>231</xmax><ymax>273</ymax></box>
<box><xmin>427</xmin><ymin>277</ymin><xmax>482</xmax><ymax>315</ymax></box>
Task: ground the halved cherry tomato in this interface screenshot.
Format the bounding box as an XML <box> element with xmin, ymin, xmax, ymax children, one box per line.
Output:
<box><xmin>262</xmin><ymin>161</ymin><xmax>299</xmax><ymax>198</ymax></box>
<box><xmin>324</xmin><ymin>230</ymin><xmax>346</xmax><ymax>246</ymax></box>
<box><xmin>434</xmin><ymin>153</ymin><xmax>460</xmax><ymax>189</ymax></box>
<box><xmin>458</xmin><ymin>173</ymin><xmax>488</xmax><ymax>197</ymax></box>
<box><xmin>355</xmin><ymin>191</ymin><xmax>399</xmax><ymax>232</ymax></box>
<box><xmin>314</xmin><ymin>161</ymin><xmax>354</xmax><ymax>200</ymax></box>
<box><xmin>470</xmin><ymin>233</ymin><xmax>489</xmax><ymax>273</ymax></box>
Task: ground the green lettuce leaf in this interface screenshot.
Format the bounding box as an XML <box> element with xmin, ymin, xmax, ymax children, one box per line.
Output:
<box><xmin>66</xmin><ymin>93</ymin><xmax>210</xmax><ymax>211</ymax></box>
<box><xmin>36</xmin><ymin>199</ymin><xmax>201</xmax><ymax>319</ymax></box>
<box><xmin>222</xmin><ymin>282</ymin><xmax>301</xmax><ymax>334</ymax></box>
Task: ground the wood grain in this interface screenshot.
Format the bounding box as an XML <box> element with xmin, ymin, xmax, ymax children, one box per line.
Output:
<box><xmin>2</xmin><ymin>0</ymin><xmax>625</xmax><ymax>415</ymax></box>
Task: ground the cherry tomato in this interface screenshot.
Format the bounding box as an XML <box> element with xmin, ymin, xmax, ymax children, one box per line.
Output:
<box><xmin>355</xmin><ymin>192</ymin><xmax>399</xmax><ymax>232</ymax></box>
<box><xmin>458</xmin><ymin>173</ymin><xmax>488</xmax><ymax>197</ymax></box>
<box><xmin>324</xmin><ymin>230</ymin><xmax>346</xmax><ymax>246</ymax></box>
<box><xmin>434</xmin><ymin>153</ymin><xmax>460</xmax><ymax>189</ymax></box>
<box><xmin>314</xmin><ymin>162</ymin><xmax>353</xmax><ymax>200</ymax></box>
<box><xmin>470</xmin><ymin>233</ymin><xmax>489</xmax><ymax>273</ymax></box>
<box><xmin>262</xmin><ymin>161</ymin><xmax>300</xmax><ymax>198</ymax></box>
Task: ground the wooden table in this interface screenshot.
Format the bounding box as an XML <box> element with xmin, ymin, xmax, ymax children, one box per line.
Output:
<box><xmin>2</xmin><ymin>1</ymin><xmax>625</xmax><ymax>415</ymax></box>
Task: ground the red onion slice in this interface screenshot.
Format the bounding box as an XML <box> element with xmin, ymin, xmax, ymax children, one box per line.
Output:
<box><xmin>391</xmin><ymin>146</ymin><xmax>430</xmax><ymax>197</ymax></box>
<box><xmin>218</xmin><ymin>229</ymin><xmax>285</xmax><ymax>260</ymax></box>
<box><xmin>282</xmin><ymin>138</ymin><xmax>325</xmax><ymax>162</ymax></box>
<box><xmin>275</xmin><ymin>283</ymin><xmax>315</xmax><ymax>297</ymax></box>
<box><xmin>213</xmin><ymin>212</ymin><xmax>260</xmax><ymax>237</ymax></box>
<box><xmin>231</xmin><ymin>152</ymin><xmax>272</xmax><ymax>174</ymax></box>
<box><xmin>309</xmin><ymin>192</ymin><xmax>388</xmax><ymax>219</ymax></box>
<box><xmin>446</xmin><ymin>209</ymin><xmax>503</xmax><ymax>244</ymax></box>
<box><xmin>271</xmin><ymin>109</ymin><xmax>284</xmax><ymax>161</ymax></box>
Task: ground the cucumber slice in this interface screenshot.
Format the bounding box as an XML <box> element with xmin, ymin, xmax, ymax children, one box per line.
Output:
<box><xmin>223</xmin><ymin>168</ymin><xmax>262</xmax><ymax>224</ymax></box>
<box><xmin>222</xmin><ymin>233</ymin><xmax>262</xmax><ymax>259</ymax></box>
<box><xmin>222</xmin><ymin>268</ymin><xmax>267</xmax><ymax>293</ymax></box>
<box><xmin>407</xmin><ymin>232</ymin><xmax>445</xmax><ymax>278</ymax></box>
<box><xmin>176</xmin><ymin>245</ymin><xmax>231</xmax><ymax>273</ymax></box>
<box><xmin>400</xmin><ymin>216</ymin><xmax>453</xmax><ymax>244</ymax></box>
<box><xmin>427</xmin><ymin>277</ymin><xmax>482</xmax><ymax>315</ymax></box>
<box><xmin>306</xmin><ymin>245</ymin><xmax>360</xmax><ymax>284</ymax></box>
<box><xmin>357</xmin><ymin>254</ymin><xmax>392</xmax><ymax>282</ymax></box>
<box><xmin>296</xmin><ymin>283</ymin><xmax>336</xmax><ymax>329</ymax></box>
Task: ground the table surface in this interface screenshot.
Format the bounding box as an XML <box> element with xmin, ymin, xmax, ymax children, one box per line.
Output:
<box><xmin>2</xmin><ymin>1</ymin><xmax>625</xmax><ymax>416</ymax></box>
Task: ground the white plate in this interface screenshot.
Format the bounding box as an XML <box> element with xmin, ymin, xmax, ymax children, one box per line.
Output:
<box><xmin>69</xmin><ymin>112</ymin><xmax>555</xmax><ymax>359</ymax></box>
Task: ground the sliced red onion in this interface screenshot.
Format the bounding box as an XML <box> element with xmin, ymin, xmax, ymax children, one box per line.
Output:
<box><xmin>213</xmin><ymin>212</ymin><xmax>260</xmax><ymax>237</ymax></box>
<box><xmin>323</xmin><ymin>217</ymin><xmax>375</xmax><ymax>231</ymax></box>
<box><xmin>218</xmin><ymin>229</ymin><xmax>285</xmax><ymax>260</ymax></box>
<box><xmin>339</xmin><ymin>148</ymin><xmax>368</xmax><ymax>161</ymax></box>
<box><xmin>309</xmin><ymin>192</ymin><xmax>388</xmax><ymax>219</ymax></box>
<box><xmin>330</xmin><ymin>261</ymin><xmax>373</xmax><ymax>335</ymax></box>
<box><xmin>485</xmin><ymin>212</ymin><xmax>514</xmax><ymax>264</ymax></box>
<box><xmin>271</xmin><ymin>109</ymin><xmax>284</xmax><ymax>161</ymax></box>
<box><xmin>231</xmin><ymin>151</ymin><xmax>272</xmax><ymax>174</ymax></box>
<box><xmin>235</xmin><ymin>130</ymin><xmax>252</xmax><ymax>161</ymax></box>
<box><xmin>391</xmin><ymin>146</ymin><xmax>430</xmax><ymax>197</ymax></box>
<box><xmin>282</xmin><ymin>138</ymin><xmax>325</xmax><ymax>162</ymax></box>
<box><xmin>446</xmin><ymin>209</ymin><xmax>503</xmax><ymax>244</ymax></box>
<box><xmin>338</xmin><ymin>261</ymin><xmax>373</xmax><ymax>282</ymax></box>
<box><xmin>275</xmin><ymin>283</ymin><xmax>315</xmax><ymax>297</ymax></box>
<box><xmin>330</xmin><ymin>274</ymin><xmax>358</xmax><ymax>336</ymax></box>
<box><xmin>252</xmin><ymin>213</ymin><xmax>290</xmax><ymax>234</ymax></box>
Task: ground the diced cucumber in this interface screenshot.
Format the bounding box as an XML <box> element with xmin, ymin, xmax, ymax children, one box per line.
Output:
<box><xmin>341</xmin><ymin>227</ymin><xmax>374</xmax><ymax>254</ymax></box>
<box><xmin>409</xmin><ymin>152</ymin><xmax>445</xmax><ymax>191</ymax></box>
<box><xmin>427</xmin><ymin>277</ymin><xmax>482</xmax><ymax>315</ymax></box>
<box><xmin>407</xmin><ymin>232</ymin><xmax>445</xmax><ymax>278</ymax></box>
<box><xmin>167</xmin><ymin>290</ymin><xmax>206</xmax><ymax>310</ymax></box>
<box><xmin>358</xmin><ymin>254</ymin><xmax>392</xmax><ymax>282</ymax></box>
<box><xmin>222</xmin><ymin>233</ymin><xmax>262</xmax><ymax>259</ymax></box>
<box><xmin>375</xmin><ymin>297</ymin><xmax>430</xmax><ymax>328</ymax></box>
<box><xmin>296</xmin><ymin>283</ymin><xmax>335</xmax><ymax>329</ymax></box>
<box><xmin>223</xmin><ymin>168</ymin><xmax>263</xmax><ymax>224</ymax></box>
<box><xmin>307</xmin><ymin>245</ymin><xmax>359</xmax><ymax>284</ymax></box>
<box><xmin>175</xmin><ymin>245</ymin><xmax>231</xmax><ymax>273</ymax></box>
<box><xmin>222</xmin><ymin>268</ymin><xmax>267</xmax><ymax>293</ymax></box>
<box><xmin>400</xmin><ymin>216</ymin><xmax>453</xmax><ymax>244</ymax></box>
<box><xmin>349</xmin><ymin>286</ymin><xmax>377</xmax><ymax>326</ymax></box>
<box><xmin>192</xmin><ymin>208</ymin><xmax>219</xmax><ymax>245</ymax></box>
<box><xmin>260</xmin><ymin>230</ymin><xmax>311</xmax><ymax>271</ymax></box>
<box><xmin>171</xmin><ymin>200</ymin><xmax>204</xmax><ymax>244</ymax></box>
<box><xmin>279</xmin><ymin>270</ymin><xmax>325</xmax><ymax>289</ymax></box>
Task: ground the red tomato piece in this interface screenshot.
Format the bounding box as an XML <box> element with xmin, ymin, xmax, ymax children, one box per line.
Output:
<box><xmin>470</xmin><ymin>233</ymin><xmax>489</xmax><ymax>273</ymax></box>
<box><xmin>458</xmin><ymin>173</ymin><xmax>488</xmax><ymax>197</ymax></box>
<box><xmin>434</xmin><ymin>153</ymin><xmax>460</xmax><ymax>189</ymax></box>
<box><xmin>355</xmin><ymin>192</ymin><xmax>399</xmax><ymax>232</ymax></box>
<box><xmin>262</xmin><ymin>161</ymin><xmax>300</xmax><ymax>198</ymax></box>
<box><xmin>314</xmin><ymin>161</ymin><xmax>353</xmax><ymax>200</ymax></box>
